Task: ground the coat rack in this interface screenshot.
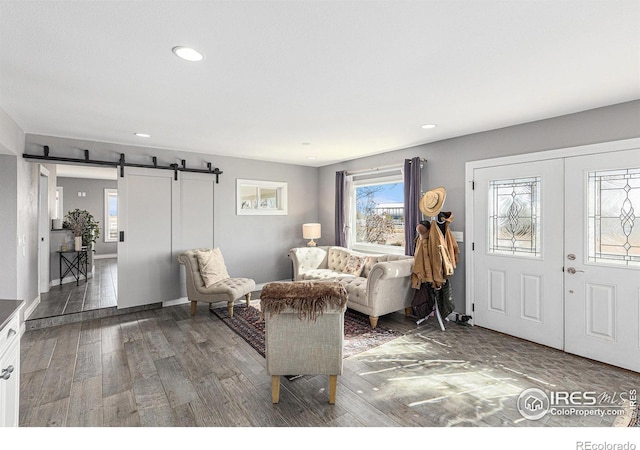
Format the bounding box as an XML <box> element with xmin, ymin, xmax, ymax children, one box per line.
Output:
<box><xmin>23</xmin><ymin>145</ymin><xmax>224</xmax><ymax>183</ymax></box>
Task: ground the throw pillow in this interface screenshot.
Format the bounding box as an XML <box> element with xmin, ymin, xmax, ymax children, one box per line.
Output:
<box><xmin>343</xmin><ymin>255</ymin><xmax>366</xmax><ymax>276</ymax></box>
<box><xmin>195</xmin><ymin>248</ymin><xmax>230</xmax><ymax>287</ymax></box>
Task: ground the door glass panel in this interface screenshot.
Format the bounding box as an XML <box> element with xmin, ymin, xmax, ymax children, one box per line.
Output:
<box><xmin>488</xmin><ymin>177</ymin><xmax>541</xmax><ymax>257</ymax></box>
<box><xmin>588</xmin><ymin>168</ymin><xmax>640</xmax><ymax>266</ymax></box>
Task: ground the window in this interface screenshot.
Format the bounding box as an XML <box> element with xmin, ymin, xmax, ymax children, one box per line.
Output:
<box><xmin>55</xmin><ymin>186</ymin><xmax>63</xmax><ymax>220</ymax></box>
<box><xmin>588</xmin><ymin>167</ymin><xmax>640</xmax><ymax>266</ymax></box>
<box><xmin>236</xmin><ymin>179</ymin><xmax>287</xmax><ymax>215</ymax></box>
<box><xmin>104</xmin><ymin>188</ymin><xmax>118</xmax><ymax>242</ymax></box>
<box><xmin>488</xmin><ymin>177</ymin><xmax>541</xmax><ymax>257</ymax></box>
<box><xmin>348</xmin><ymin>169</ymin><xmax>405</xmax><ymax>254</ymax></box>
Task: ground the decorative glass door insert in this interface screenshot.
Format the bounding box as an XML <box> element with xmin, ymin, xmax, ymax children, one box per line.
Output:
<box><xmin>488</xmin><ymin>177</ymin><xmax>541</xmax><ymax>257</ymax></box>
<box><xmin>587</xmin><ymin>168</ymin><xmax>640</xmax><ymax>266</ymax></box>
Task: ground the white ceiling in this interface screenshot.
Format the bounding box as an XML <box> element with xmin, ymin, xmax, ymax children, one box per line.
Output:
<box><xmin>1</xmin><ymin>0</ymin><xmax>639</xmax><ymax>168</ymax></box>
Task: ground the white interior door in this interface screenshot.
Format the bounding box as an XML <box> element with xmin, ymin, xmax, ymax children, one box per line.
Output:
<box><xmin>118</xmin><ymin>167</ymin><xmax>176</xmax><ymax>308</ymax></box>
<box><xmin>473</xmin><ymin>159</ymin><xmax>565</xmax><ymax>349</ymax></box>
<box><xmin>173</xmin><ymin>172</ymin><xmax>215</xmax><ymax>299</ymax></box>
<box><xmin>564</xmin><ymin>149</ymin><xmax>640</xmax><ymax>373</ymax></box>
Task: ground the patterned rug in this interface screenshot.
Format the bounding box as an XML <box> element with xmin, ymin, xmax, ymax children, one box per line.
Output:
<box><xmin>211</xmin><ymin>303</ymin><xmax>402</xmax><ymax>359</ymax></box>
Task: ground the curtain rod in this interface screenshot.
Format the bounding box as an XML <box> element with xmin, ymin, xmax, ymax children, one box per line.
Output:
<box><xmin>344</xmin><ymin>158</ymin><xmax>426</xmax><ymax>176</ymax></box>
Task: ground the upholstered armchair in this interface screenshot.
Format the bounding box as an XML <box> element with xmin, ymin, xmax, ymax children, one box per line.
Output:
<box><xmin>260</xmin><ymin>280</ymin><xmax>348</xmax><ymax>404</ymax></box>
<box><xmin>178</xmin><ymin>248</ymin><xmax>256</xmax><ymax>317</ymax></box>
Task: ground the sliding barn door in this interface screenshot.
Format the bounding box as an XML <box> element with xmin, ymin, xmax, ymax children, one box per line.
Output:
<box><xmin>118</xmin><ymin>167</ymin><xmax>176</xmax><ymax>308</ymax></box>
<box><xmin>173</xmin><ymin>172</ymin><xmax>216</xmax><ymax>299</ymax></box>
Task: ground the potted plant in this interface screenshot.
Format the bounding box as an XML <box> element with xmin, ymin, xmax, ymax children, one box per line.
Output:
<box><xmin>64</xmin><ymin>209</ymin><xmax>100</xmax><ymax>251</ymax></box>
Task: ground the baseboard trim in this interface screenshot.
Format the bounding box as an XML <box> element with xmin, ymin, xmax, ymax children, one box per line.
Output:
<box><xmin>93</xmin><ymin>253</ymin><xmax>117</xmax><ymax>260</ymax></box>
<box><xmin>51</xmin><ymin>273</ymin><xmax>94</xmax><ymax>287</ymax></box>
<box><xmin>163</xmin><ymin>297</ymin><xmax>190</xmax><ymax>307</ymax></box>
<box><xmin>23</xmin><ymin>294</ymin><xmax>41</xmax><ymax>321</ymax></box>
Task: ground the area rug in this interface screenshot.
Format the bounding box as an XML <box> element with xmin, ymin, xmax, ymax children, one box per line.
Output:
<box><xmin>211</xmin><ymin>303</ymin><xmax>402</xmax><ymax>359</ymax></box>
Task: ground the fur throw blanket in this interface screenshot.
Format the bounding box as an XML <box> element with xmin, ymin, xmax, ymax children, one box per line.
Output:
<box><xmin>260</xmin><ymin>281</ymin><xmax>348</xmax><ymax>321</ymax></box>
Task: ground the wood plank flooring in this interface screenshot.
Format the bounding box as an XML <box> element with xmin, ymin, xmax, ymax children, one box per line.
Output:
<box><xmin>19</xmin><ymin>299</ymin><xmax>640</xmax><ymax>429</ymax></box>
<box><xmin>29</xmin><ymin>257</ymin><xmax>117</xmax><ymax>321</ymax></box>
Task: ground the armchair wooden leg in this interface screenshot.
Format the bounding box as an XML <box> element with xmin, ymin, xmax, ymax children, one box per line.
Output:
<box><xmin>369</xmin><ymin>316</ymin><xmax>378</xmax><ymax>328</ymax></box>
<box><xmin>245</xmin><ymin>292</ymin><xmax>251</xmax><ymax>307</ymax></box>
<box><xmin>328</xmin><ymin>375</ymin><xmax>337</xmax><ymax>404</ymax></box>
<box><xmin>190</xmin><ymin>301</ymin><xmax>197</xmax><ymax>316</ymax></box>
<box><xmin>228</xmin><ymin>302</ymin><xmax>234</xmax><ymax>318</ymax></box>
<box><xmin>405</xmin><ymin>307</ymin><xmax>412</xmax><ymax>316</ymax></box>
<box><xmin>271</xmin><ymin>375</ymin><xmax>281</xmax><ymax>403</ymax></box>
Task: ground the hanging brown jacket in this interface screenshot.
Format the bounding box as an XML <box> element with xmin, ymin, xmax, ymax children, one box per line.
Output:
<box><xmin>411</xmin><ymin>221</ymin><xmax>434</xmax><ymax>289</ymax></box>
<box><xmin>428</xmin><ymin>212</ymin><xmax>459</xmax><ymax>288</ymax></box>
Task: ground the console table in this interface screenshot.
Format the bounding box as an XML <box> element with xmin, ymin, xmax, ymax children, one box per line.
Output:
<box><xmin>58</xmin><ymin>250</ymin><xmax>88</xmax><ymax>286</ymax></box>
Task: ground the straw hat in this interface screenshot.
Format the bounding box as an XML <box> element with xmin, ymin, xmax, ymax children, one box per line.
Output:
<box><xmin>419</xmin><ymin>187</ymin><xmax>447</xmax><ymax>216</ymax></box>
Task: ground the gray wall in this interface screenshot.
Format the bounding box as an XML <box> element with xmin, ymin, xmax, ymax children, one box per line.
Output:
<box><xmin>24</xmin><ymin>135</ymin><xmax>319</xmax><ymax>285</ymax></box>
<box><xmin>0</xmin><ymin>154</ymin><xmax>18</xmax><ymax>299</ymax></box>
<box><xmin>9</xmin><ymin>100</ymin><xmax>640</xmax><ymax>317</ymax></box>
<box><xmin>318</xmin><ymin>100</ymin><xmax>640</xmax><ymax>315</ymax></box>
<box><xmin>57</xmin><ymin>177</ymin><xmax>118</xmax><ymax>256</ymax></box>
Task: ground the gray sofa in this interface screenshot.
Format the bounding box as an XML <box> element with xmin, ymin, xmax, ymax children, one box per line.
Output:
<box><xmin>288</xmin><ymin>246</ymin><xmax>414</xmax><ymax>327</ymax></box>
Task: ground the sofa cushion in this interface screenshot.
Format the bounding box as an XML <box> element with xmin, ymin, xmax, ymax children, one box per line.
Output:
<box><xmin>299</xmin><ymin>269</ymin><xmax>355</xmax><ymax>281</ymax></box>
<box><xmin>340</xmin><ymin>277</ymin><xmax>368</xmax><ymax>307</ymax></box>
<box><xmin>362</xmin><ymin>256</ymin><xmax>381</xmax><ymax>278</ymax></box>
<box><xmin>327</xmin><ymin>247</ymin><xmax>353</xmax><ymax>272</ymax></box>
<box><xmin>344</xmin><ymin>255</ymin><xmax>366</xmax><ymax>276</ymax></box>
<box><xmin>195</xmin><ymin>248</ymin><xmax>230</xmax><ymax>287</ymax></box>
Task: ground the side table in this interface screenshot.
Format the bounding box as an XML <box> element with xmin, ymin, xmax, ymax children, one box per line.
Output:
<box><xmin>58</xmin><ymin>250</ymin><xmax>88</xmax><ymax>286</ymax></box>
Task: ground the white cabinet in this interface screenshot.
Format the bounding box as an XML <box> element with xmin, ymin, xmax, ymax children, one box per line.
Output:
<box><xmin>0</xmin><ymin>310</ymin><xmax>21</xmax><ymax>427</ymax></box>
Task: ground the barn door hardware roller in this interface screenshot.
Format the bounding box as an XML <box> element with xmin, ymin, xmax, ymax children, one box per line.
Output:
<box><xmin>23</xmin><ymin>145</ymin><xmax>223</xmax><ymax>183</ymax></box>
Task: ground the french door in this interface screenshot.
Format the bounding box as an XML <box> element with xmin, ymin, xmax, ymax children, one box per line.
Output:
<box><xmin>472</xmin><ymin>159</ymin><xmax>565</xmax><ymax>350</ymax></box>
<box><xmin>564</xmin><ymin>149</ymin><xmax>640</xmax><ymax>372</ymax></box>
<box><xmin>470</xmin><ymin>143</ymin><xmax>640</xmax><ymax>373</ymax></box>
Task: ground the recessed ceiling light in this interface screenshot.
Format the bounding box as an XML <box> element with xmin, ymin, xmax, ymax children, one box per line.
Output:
<box><xmin>421</xmin><ymin>124</ymin><xmax>437</xmax><ymax>129</ymax></box>
<box><xmin>135</xmin><ymin>133</ymin><xmax>151</xmax><ymax>138</ymax></box>
<box><xmin>307</xmin><ymin>156</ymin><xmax>317</xmax><ymax>160</ymax></box>
<box><xmin>172</xmin><ymin>46</ymin><xmax>204</xmax><ymax>62</ymax></box>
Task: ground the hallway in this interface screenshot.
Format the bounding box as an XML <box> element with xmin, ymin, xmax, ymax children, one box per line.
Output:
<box><xmin>25</xmin><ymin>258</ymin><xmax>158</xmax><ymax>330</ymax></box>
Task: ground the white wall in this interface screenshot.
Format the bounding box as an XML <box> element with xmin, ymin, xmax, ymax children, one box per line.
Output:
<box><xmin>318</xmin><ymin>100</ymin><xmax>640</xmax><ymax>314</ymax></box>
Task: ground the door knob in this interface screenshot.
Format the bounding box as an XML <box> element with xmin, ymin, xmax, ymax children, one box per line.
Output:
<box><xmin>567</xmin><ymin>254</ymin><xmax>576</xmax><ymax>260</ymax></box>
<box><xmin>567</xmin><ymin>267</ymin><xmax>584</xmax><ymax>274</ymax></box>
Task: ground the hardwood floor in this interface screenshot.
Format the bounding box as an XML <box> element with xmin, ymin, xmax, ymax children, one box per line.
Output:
<box><xmin>19</xmin><ymin>297</ymin><xmax>640</xmax><ymax>429</ymax></box>
<box><xmin>30</xmin><ymin>257</ymin><xmax>117</xmax><ymax>320</ymax></box>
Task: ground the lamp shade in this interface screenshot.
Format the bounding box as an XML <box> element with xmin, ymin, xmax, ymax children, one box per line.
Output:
<box><xmin>302</xmin><ymin>223</ymin><xmax>321</xmax><ymax>239</ymax></box>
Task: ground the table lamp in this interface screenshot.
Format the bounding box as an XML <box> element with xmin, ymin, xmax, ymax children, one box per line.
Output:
<box><xmin>302</xmin><ymin>223</ymin><xmax>321</xmax><ymax>247</ymax></box>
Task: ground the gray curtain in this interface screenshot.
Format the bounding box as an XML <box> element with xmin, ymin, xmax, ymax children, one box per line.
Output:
<box><xmin>335</xmin><ymin>170</ymin><xmax>346</xmax><ymax>246</ymax></box>
<box><xmin>404</xmin><ymin>157</ymin><xmax>422</xmax><ymax>256</ymax></box>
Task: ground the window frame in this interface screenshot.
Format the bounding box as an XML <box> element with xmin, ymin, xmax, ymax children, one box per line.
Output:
<box><xmin>348</xmin><ymin>170</ymin><xmax>405</xmax><ymax>255</ymax></box>
<box><xmin>236</xmin><ymin>179</ymin><xmax>288</xmax><ymax>216</ymax></box>
<box><xmin>104</xmin><ymin>188</ymin><xmax>118</xmax><ymax>243</ymax></box>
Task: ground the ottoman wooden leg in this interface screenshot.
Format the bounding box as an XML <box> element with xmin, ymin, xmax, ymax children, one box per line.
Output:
<box><xmin>228</xmin><ymin>302</ymin><xmax>234</xmax><ymax>318</ymax></box>
<box><xmin>272</xmin><ymin>375</ymin><xmax>281</xmax><ymax>403</ymax></box>
<box><xmin>245</xmin><ymin>292</ymin><xmax>251</xmax><ymax>307</ymax></box>
<box><xmin>329</xmin><ymin>375</ymin><xmax>338</xmax><ymax>404</ymax></box>
<box><xmin>190</xmin><ymin>301</ymin><xmax>197</xmax><ymax>316</ymax></box>
<box><xmin>369</xmin><ymin>316</ymin><xmax>379</xmax><ymax>328</ymax></box>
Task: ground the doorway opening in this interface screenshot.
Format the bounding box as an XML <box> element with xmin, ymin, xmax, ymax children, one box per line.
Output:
<box><xmin>29</xmin><ymin>163</ymin><xmax>119</xmax><ymax>326</ymax></box>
